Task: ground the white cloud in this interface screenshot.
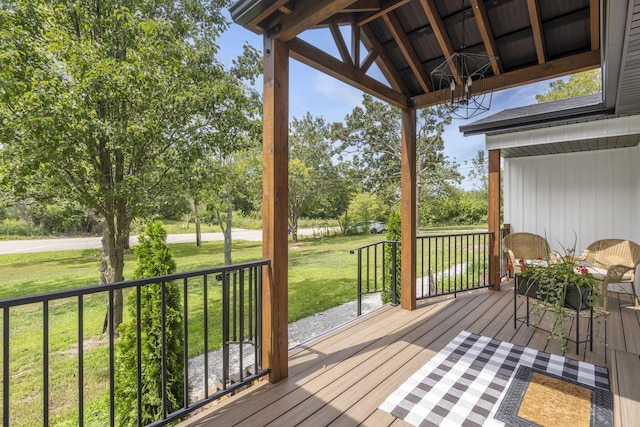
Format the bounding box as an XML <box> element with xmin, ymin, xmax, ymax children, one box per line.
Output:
<box><xmin>312</xmin><ymin>74</ymin><xmax>363</xmax><ymax>110</ymax></box>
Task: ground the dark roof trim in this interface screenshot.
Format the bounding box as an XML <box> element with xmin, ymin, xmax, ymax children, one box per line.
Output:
<box><xmin>230</xmin><ymin>0</ymin><xmax>271</xmax><ymax>27</ymax></box>
<box><xmin>459</xmin><ymin>93</ymin><xmax>610</xmax><ymax>136</ymax></box>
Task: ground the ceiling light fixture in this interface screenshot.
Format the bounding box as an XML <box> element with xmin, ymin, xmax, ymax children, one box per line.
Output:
<box><xmin>430</xmin><ymin>0</ymin><xmax>498</xmax><ymax>119</ymax></box>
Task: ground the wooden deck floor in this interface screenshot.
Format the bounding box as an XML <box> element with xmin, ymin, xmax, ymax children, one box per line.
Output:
<box><xmin>180</xmin><ymin>282</ymin><xmax>640</xmax><ymax>427</ymax></box>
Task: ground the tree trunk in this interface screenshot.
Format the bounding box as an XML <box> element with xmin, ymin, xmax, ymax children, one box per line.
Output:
<box><xmin>102</xmin><ymin>213</ymin><xmax>126</xmax><ymax>333</ymax></box>
<box><xmin>194</xmin><ymin>201</ymin><xmax>201</xmax><ymax>247</ymax></box>
<box><xmin>289</xmin><ymin>214</ymin><xmax>298</xmax><ymax>243</ymax></box>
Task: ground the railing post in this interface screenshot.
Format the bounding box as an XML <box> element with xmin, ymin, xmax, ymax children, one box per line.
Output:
<box><xmin>182</xmin><ymin>278</ymin><xmax>189</xmax><ymax>410</ymax></box>
<box><xmin>391</xmin><ymin>242</ymin><xmax>398</xmax><ymax>306</ymax></box>
<box><xmin>222</xmin><ymin>273</ymin><xmax>230</xmax><ymax>389</ymax></box>
<box><xmin>3</xmin><ymin>308</ymin><xmax>8</xmax><ymax>427</ymax></box>
<box><xmin>108</xmin><ymin>290</ymin><xmax>115</xmax><ymax>427</ymax></box>
<box><xmin>43</xmin><ymin>301</ymin><xmax>49</xmax><ymax>427</ymax></box>
<box><xmin>161</xmin><ymin>282</ymin><xmax>168</xmax><ymax>419</ymax></box>
<box><xmin>78</xmin><ymin>296</ymin><xmax>84</xmax><ymax>426</ymax></box>
<box><xmin>356</xmin><ymin>249</ymin><xmax>362</xmax><ymax>316</ymax></box>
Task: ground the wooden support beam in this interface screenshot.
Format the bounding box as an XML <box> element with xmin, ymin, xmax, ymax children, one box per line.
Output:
<box><xmin>470</xmin><ymin>0</ymin><xmax>502</xmax><ymax>75</ymax></box>
<box><xmin>419</xmin><ymin>0</ymin><xmax>460</xmax><ymax>80</ymax></box>
<box><xmin>527</xmin><ymin>0</ymin><xmax>546</xmax><ymax>64</ymax></box>
<box><xmin>247</xmin><ymin>0</ymin><xmax>291</xmax><ymax>31</ymax></box>
<box><xmin>488</xmin><ymin>149</ymin><xmax>501</xmax><ymax>291</ymax></box>
<box><xmin>400</xmin><ymin>108</ymin><xmax>417</xmax><ymax>310</ymax></box>
<box><xmin>330</xmin><ymin>23</ymin><xmax>353</xmax><ymax>65</ymax></box>
<box><xmin>412</xmin><ymin>49</ymin><xmax>600</xmax><ymax>108</ymax></box>
<box><xmin>352</xmin><ymin>23</ymin><xmax>361</xmax><ymax>69</ymax></box>
<box><xmin>361</xmin><ymin>49</ymin><xmax>377</xmax><ymax>73</ymax></box>
<box><xmin>590</xmin><ymin>0</ymin><xmax>600</xmax><ymax>51</ymax></box>
<box><xmin>279</xmin><ymin>2</ymin><xmax>294</xmax><ymax>15</ymax></box>
<box><xmin>358</xmin><ymin>0</ymin><xmax>412</xmax><ymax>26</ymax></box>
<box><xmin>288</xmin><ymin>37</ymin><xmax>408</xmax><ymax>108</ymax></box>
<box><xmin>383</xmin><ymin>11</ymin><xmax>433</xmax><ymax>93</ymax></box>
<box><xmin>361</xmin><ymin>25</ymin><xmax>409</xmax><ymax>93</ymax></box>
<box><xmin>343</xmin><ymin>0</ymin><xmax>381</xmax><ymax>13</ymax></box>
<box><xmin>262</xmin><ymin>37</ymin><xmax>289</xmax><ymax>383</ymax></box>
<box><xmin>319</xmin><ymin>14</ymin><xmax>361</xmax><ymax>27</ymax></box>
<box><xmin>267</xmin><ymin>0</ymin><xmax>360</xmax><ymax>42</ymax></box>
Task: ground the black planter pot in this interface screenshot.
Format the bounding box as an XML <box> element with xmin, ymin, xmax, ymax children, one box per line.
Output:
<box><xmin>516</xmin><ymin>276</ymin><xmax>590</xmax><ymax>311</ymax></box>
<box><xmin>516</xmin><ymin>276</ymin><xmax>538</xmax><ymax>298</ymax></box>
<box><xmin>564</xmin><ymin>285</ymin><xmax>591</xmax><ymax>311</ymax></box>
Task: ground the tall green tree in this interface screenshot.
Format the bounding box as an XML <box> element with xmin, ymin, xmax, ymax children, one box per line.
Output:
<box><xmin>288</xmin><ymin>113</ymin><xmax>346</xmax><ymax>242</ymax></box>
<box><xmin>186</xmin><ymin>46</ymin><xmax>262</xmax><ymax>261</ymax></box>
<box><xmin>0</xmin><ymin>0</ymin><xmax>231</xmax><ymax>328</ymax></box>
<box><xmin>288</xmin><ymin>158</ymin><xmax>313</xmax><ymax>242</ymax></box>
<box><xmin>345</xmin><ymin>192</ymin><xmax>385</xmax><ymax>225</ymax></box>
<box><xmin>338</xmin><ymin>94</ymin><xmax>460</xmax><ymax>224</ymax></box>
<box><xmin>466</xmin><ymin>150</ymin><xmax>488</xmax><ymax>192</ymax></box>
<box><xmin>204</xmin><ymin>145</ymin><xmax>262</xmax><ymax>263</ymax></box>
<box><xmin>535</xmin><ymin>69</ymin><xmax>602</xmax><ymax>103</ymax></box>
<box><xmin>115</xmin><ymin>220</ymin><xmax>184</xmax><ymax>426</ymax></box>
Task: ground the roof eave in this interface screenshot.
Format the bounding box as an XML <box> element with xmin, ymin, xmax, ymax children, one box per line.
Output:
<box><xmin>229</xmin><ymin>0</ymin><xmax>271</xmax><ymax>28</ymax></box>
<box><xmin>459</xmin><ymin>104</ymin><xmax>611</xmax><ymax>137</ymax></box>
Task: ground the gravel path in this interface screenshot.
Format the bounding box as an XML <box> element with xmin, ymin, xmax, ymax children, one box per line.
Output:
<box><xmin>187</xmin><ymin>293</ymin><xmax>383</xmax><ymax>398</ymax></box>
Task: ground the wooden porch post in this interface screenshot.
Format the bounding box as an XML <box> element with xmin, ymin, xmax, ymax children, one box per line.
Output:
<box><xmin>401</xmin><ymin>107</ymin><xmax>417</xmax><ymax>310</ymax></box>
<box><xmin>488</xmin><ymin>149</ymin><xmax>501</xmax><ymax>291</ymax></box>
<box><xmin>262</xmin><ymin>36</ymin><xmax>289</xmax><ymax>382</ymax></box>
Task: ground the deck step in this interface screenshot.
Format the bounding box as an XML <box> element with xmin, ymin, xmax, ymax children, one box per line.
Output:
<box><xmin>610</xmin><ymin>349</ymin><xmax>640</xmax><ymax>427</ymax></box>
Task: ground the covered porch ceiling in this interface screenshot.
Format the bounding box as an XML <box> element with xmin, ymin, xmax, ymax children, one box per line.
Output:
<box><xmin>456</xmin><ymin>0</ymin><xmax>640</xmax><ymax>158</ymax></box>
<box><xmin>229</xmin><ymin>0</ymin><xmax>636</xmax><ymax>384</ymax></box>
<box><xmin>230</xmin><ymin>0</ymin><xmax>603</xmax><ymax>109</ymax></box>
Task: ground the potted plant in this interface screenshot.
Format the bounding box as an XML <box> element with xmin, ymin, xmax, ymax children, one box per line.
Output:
<box><xmin>514</xmin><ymin>248</ymin><xmax>599</xmax><ymax>350</ymax></box>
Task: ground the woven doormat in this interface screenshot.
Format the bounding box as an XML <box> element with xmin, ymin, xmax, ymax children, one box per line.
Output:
<box><xmin>495</xmin><ymin>365</ymin><xmax>612</xmax><ymax>427</ymax></box>
<box><xmin>379</xmin><ymin>331</ymin><xmax>611</xmax><ymax>427</ymax></box>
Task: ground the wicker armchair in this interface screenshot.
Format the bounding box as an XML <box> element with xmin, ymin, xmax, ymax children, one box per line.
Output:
<box><xmin>503</xmin><ymin>232</ymin><xmax>552</xmax><ymax>276</ymax></box>
<box><xmin>574</xmin><ymin>239</ymin><xmax>640</xmax><ymax>310</ymax></box>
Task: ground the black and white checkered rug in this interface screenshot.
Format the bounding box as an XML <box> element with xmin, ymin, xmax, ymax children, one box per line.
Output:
<box><xmin>379</xmin><ymin>330</ymin><xmax>610</xmax><ymax>427</ymax></box>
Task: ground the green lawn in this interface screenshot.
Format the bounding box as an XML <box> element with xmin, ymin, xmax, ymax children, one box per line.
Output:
<box><xmin>0</xmin><ymin>233</ymin><xmax>381</xmax><ymax>425</ymax></box>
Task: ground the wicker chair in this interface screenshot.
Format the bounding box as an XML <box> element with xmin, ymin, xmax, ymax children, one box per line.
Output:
<box><xmin>503</xmin><ymin>232</ymin><xmax>552</xmax><ymax>276</ymax></box>
<box><xmin>574</xmin><ymin>239</ymin><xmax>640</xmax><ymax>310</ymax></box>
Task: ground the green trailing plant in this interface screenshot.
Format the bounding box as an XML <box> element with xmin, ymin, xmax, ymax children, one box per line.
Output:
<box><xmin>115</xmin><ymin>221</ymin><xmax>186</xmax><ymax>426</ymax></box>
<box><xmin>382</xmin><ymin>210</ymin><xmax>401</xmax><ymax>304</ymax></box>
<box><xmin>515</xmin><ymin>244</ymin><xmax>599</xmax><ymax>351</ymax></box>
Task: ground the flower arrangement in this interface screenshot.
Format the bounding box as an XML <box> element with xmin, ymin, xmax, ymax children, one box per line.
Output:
<box><xmin>514</xmin><ymin>246</ymin><xmax>599</xmax><ymax>350</ymax></box>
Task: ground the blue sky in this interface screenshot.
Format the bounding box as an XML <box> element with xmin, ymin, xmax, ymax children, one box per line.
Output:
<box><xmin>217</xmin><ymin>18</ymin><xmax>558</xmax><ymax>185</ymax></box>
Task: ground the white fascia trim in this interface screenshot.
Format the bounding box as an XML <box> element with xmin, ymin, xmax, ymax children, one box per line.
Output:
<box><xmin>486</xmin><ymin>114</ymin><xmax>640</xmax><ymax>151</ymax></box>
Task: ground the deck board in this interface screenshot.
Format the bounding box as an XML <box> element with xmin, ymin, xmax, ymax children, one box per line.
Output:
<box><xmin>180</xmin><ymin>284</ymin><xmax>640</xmax><ymax>427</ymax></box>
<box><xmin>610</xmin><ymin>349</ymin><xmax>640</xmax><ymax>427</ymax></box>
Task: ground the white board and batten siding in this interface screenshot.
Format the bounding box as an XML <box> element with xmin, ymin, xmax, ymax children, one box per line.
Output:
<box><xmin>503</xmin><ymin>145</ymin><xmax>640</xmax><ymax>293</ymax></box>
<box><xmin>503</xmin><ymin>146</ymin><xmax>640</xmax><ymax>253</ymax></box>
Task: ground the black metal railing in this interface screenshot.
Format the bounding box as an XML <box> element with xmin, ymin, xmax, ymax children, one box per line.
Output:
<box><xmin>0</xmin><ymin>260</ymin><xmax>269</xmax><ymax>426</ymax></box>
<box><xmin>350</xmin><ymin>241</ymin><xmax>399</xmax><ymax>315</ymax></box>
<box><xmin>415</xmin><ymin>232</ymin><xmax>492</xmax><ymax>300</ymax></box>
<box><xmin>351</xmin><ymin>231</ymin><xmax>493</xmax><ymax>310</ymax></box>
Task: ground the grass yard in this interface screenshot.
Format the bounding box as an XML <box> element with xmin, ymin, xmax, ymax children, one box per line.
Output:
<box><xmin>0</xmin><ymin>233</ymin><xmax>381</xmax><ymax>425</ymax></box>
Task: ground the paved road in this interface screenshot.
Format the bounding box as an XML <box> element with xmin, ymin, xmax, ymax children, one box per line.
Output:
<box><xmin>0</xmin><ymin>228</ymin><xmax>320</xmax><ymax>255</ymax></box>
